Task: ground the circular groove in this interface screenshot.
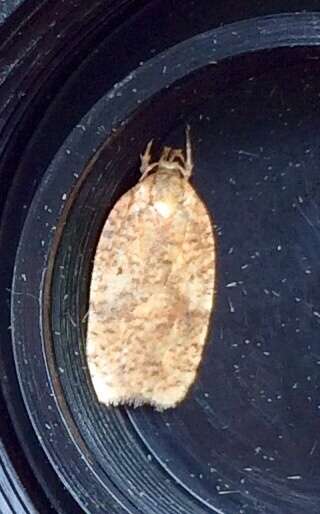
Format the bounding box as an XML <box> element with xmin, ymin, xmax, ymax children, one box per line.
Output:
<box><xmin>10</xmin><ymin>12</ymin><xmax>320</xmax><ymax>514</ymax></box>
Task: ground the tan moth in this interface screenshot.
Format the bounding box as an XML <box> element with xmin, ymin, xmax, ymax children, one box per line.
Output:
<box><xmin>86</xmin><ymin>128</ymin><xmax>215</xmax><ymax>410</ymax></box>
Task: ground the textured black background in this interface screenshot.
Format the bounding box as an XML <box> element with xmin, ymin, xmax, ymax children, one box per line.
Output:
<box><xmin>1</xmin><ymin>2</ymin><xmax>320</xmax><ymax>514</ymax></box>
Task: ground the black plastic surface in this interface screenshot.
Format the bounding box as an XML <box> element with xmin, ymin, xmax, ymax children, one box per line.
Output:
<box><xmin>1</xmin><ymin>2</ymin><xmax>320</xmax><ymax>514</ymax></box>
<box><xmin>10</xmin><ymin>13</ymin><xmax>320</xmax><ymax>514</ymax></box>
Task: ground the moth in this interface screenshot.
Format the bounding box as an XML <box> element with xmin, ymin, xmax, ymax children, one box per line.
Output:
<box><xmin>86</xmin><ymin>128</ymin><xmax>215</xmax><ymax>409</ymax></box>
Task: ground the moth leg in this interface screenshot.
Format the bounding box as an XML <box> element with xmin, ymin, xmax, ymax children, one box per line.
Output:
<box><xmin>183</xmin><ymin>125</ymin><xmax>193</xmax><ymax>179</ymax></box>
<box><xmin>140</xmin><ymin>139</ymin><xmax>153</xmax><ymax>173</ymax></box>
<box><xmin>140</xmin><ymin>162</ymin><xmax>158</xmax><ymax>182</ymax></box>
<box><xmin>140</xmin><ymin>140</ymin><xmax>158</xmax><ymax>181</ymax></box>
